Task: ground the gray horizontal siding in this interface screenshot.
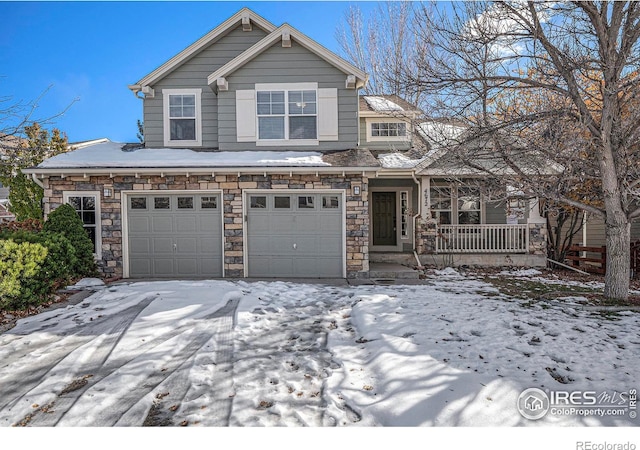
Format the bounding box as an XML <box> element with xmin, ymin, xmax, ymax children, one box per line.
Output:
<box><xmin>583</xmin><ymin>215</ymin><xmax>640</xmax><ymax>246</ymax></box>
<box><xmin>143</xmin><ymin>24</ymin><xmax>268</xmax><ymax>148</ymax></box>
<box><xmin>218</xmin><ymin>40</ymin><xmax>359</xmax><ymax>151</ymax></box>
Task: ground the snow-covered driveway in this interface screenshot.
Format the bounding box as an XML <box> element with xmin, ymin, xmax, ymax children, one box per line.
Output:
<box><xmin>0</xmin><ymin>273</ymin><xmax>638</xmax><ymax>427</ymax></box>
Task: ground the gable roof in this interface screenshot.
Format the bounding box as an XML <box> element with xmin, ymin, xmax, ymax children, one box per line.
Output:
<box><xmin>207</xmin><ymin>23</ymin><xmax>368</xmax><ymax>89</ymax></box>
<box><xmin>129</xmin><ymin>8</ymin><xmax>277</xmax><ymax>90</ymax></box>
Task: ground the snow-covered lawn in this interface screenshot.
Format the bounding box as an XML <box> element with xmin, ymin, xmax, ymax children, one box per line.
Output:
<box><xmin>0</xmin><ymin>269</ymin><xmax>638</xmax><ymax>444</ymax></box>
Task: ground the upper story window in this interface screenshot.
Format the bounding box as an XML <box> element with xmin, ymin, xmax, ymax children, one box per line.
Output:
<box><xmin>371</xmin><ymin>122</ymin><xmax>406</xmax><ymax>137</ymax></box>
<box><xmin>366</xmin><ymin>119</ymin><xmax>410</xmax><ymax>142</ymax></box>
<box><xmin>162</xmin><ymin>88</ymin><xmax>202</xmax><ymax>147</ymax></box>
<box><xmin>256</xmin><ymin>89</ymin><xmax>317</xmax><ymax>141</ymax></box>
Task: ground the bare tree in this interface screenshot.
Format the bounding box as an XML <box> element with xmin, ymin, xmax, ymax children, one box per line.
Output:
<box><xmin>395</xmin><ymin>1</ymin><xmax>640</xmax><ymax>300</ymax></box>
<box><xmin>336</xmin><ymin>1</ymin><xmax>427</xmax><ymax>105</ymax></box>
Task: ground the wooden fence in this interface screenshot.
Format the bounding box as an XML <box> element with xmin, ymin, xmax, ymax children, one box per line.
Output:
<box><xmin>565</xmin><ymin>245</ymin><xmax>606</xmax><ymax>274</ymax></box>
<box><xmin>566</xmin><ymin>242</ymin><xmax>640</xmax><ymax>278</ymax></box>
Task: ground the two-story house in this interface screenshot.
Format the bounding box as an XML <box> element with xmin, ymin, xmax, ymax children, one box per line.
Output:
<box><xmin>25</xmin><ymin>8</ymin><xmax>548</xmax><ymax>280</ymax></box>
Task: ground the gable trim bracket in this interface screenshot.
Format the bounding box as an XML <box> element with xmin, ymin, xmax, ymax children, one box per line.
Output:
<box><xmin>217</xmin><ymin>77</ymin><xmax>229</xmax><ymax>91</ymax></box>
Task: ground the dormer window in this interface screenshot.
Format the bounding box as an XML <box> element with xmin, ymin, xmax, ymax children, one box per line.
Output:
<box><xmin>162</xmin><ymin>88</ymin><xmax>202</xmax><ymax>147</ymax></box>
<box><xmin>365</xmin><ymin>118</ymin><xmax>410</xmax><ymax>142</ymax></box>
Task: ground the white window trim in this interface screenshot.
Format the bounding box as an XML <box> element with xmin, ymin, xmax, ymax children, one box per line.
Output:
<box><xmin>63</xmin><ymin>191</ymin><xmax>102</xmax><ymax>258</ymax></box>
<box><xmin>428</xmin><ymin>183</ymin><xmax>485</xmax><ymax>225</ymax></box>
<box><xmin>162</xmin><ymin>88</ymin><xmax>202</xmax><ymax>147</ymax></box>
<box><xmin>255</xmin><ymin>82</ymin><xmax>319</xmax><ymax>146</ymax></box>
<box><xmin>365</xmin><ymin>118</ymin><xmax>410</xmax><ymax>143</ymax></box>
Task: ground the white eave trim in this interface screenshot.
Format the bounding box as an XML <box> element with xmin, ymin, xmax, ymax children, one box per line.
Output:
<box><xmin>131</xmin><ymin>8</ymin><xmax>277</xmax><ymax>89</ymax></box>
<box><xmin>24</xmin><ymin>166</ymin><xmax>381</xmax><ymax>177</ymax></box>
<box><xmin>207</xmin><ymin>24</ymin><xmax>368</xmax><ymax>89</ymax></box>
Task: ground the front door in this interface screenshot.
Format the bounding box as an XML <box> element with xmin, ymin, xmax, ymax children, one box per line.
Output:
<box><xmin>372</xmin><ymin>192</ymin><xmax>397</xmax><ymax>246</ymax></box>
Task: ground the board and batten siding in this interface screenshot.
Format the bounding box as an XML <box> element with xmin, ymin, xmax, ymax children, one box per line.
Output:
<box><xmin>143</xmin><ymin>24</ymin><xmax>268</xmax><ymax>148</ymax></box>
<box><xmin>217</xmin><ymin>40</ymin><xmax>359</xmax><ymax>151</ymax></box>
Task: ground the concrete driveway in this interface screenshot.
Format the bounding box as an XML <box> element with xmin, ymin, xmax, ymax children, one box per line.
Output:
<box><xmin>0</xmin><ymin>279</ymin><xmax>360</xmax><ymax>427</ymax></box>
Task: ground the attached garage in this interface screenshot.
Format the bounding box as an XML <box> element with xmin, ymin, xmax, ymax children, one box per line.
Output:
<box><xmin>245</xmin><ymin>191</ymin><xmax>345</xmax><ymax>277</ymax></box>
<box><xmin>126</xmin><ymin>193</ymin><xmax>223</xmax><ymax>278</ymax></box>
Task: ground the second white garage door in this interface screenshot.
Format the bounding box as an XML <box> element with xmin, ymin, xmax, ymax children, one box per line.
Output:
<box><xmin>246</xmin><ymin>192</ymin><xmax>344</xmax><ymax>278</ymax></box>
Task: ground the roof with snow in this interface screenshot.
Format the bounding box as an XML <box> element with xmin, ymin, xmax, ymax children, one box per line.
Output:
<box><xmin>29</xmin><ymin>140</ymin><xmax>382</xmax><ymax>171</ymax></box>
<box><xmin>359</xmin><ymin>94</ymin><xmax>418</xmax><ymax>113</ymax></box>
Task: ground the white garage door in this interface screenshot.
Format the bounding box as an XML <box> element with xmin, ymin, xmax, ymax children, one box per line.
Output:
<box><xmin>127</xmin><ymin>193</ymin><xmax>223</xmax><ymax>278</ymax></box>
<box><xmin>246</xmin><ymin>192</ymin><xmax>344</xmax><ymax>277</ymax></box>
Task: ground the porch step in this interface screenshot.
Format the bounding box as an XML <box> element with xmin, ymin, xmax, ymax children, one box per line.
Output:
<box><xmin>368</xmin><ymin>262</ymin><xmax>421</xmax><ymax>280</ymax></box>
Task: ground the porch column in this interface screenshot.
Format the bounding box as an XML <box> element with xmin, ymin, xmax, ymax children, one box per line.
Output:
<box><xmin>527</xmin><ymin>197</ymin><xmax>547</xmax><ymax>256</ymax></box>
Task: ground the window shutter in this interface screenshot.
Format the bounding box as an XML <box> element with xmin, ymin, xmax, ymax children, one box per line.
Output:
<box><xmin>317</xmin><ymin>88</ymin><xmax>338</xmax><ymax>141</ymax></box>
<box><xmin>236</xmin><ymin>90</ymin><xmax>256</xmax><ymax>142</ymax></box>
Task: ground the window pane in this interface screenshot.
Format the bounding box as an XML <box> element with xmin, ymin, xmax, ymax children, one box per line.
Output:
<box><xmin>201</xmin><ymin>197</ymin><xmax>217</xmax><ymax>209</ymax></box>
<box><xmin>131</xmin><ymin>197</ymin><xmax>147</xmax><ymax>209</ymax></box>
<box><xmin>68</xmin><ymin>196</ymin><xmax>81</xmax><ymax>210</ymax></box>
<box><xmin>182</xmin><ymin>95</ymin><xmax>195</xmax><ymax>106</ymax></box>
<box><xmin>437</xmin><ymin>211</ymin><xmax>452</xmax><ymax>224</ymax></box>
<box><xmin>298</xmin><ymin>196</ymin><xmax>314</xmax><ymax>208</ymax></box>
<box><xmin>459</xmin><ymin>211</ymin><xmax>480</xmax><ymax>224</ymax></box>
<box><xmin>170</xmin><ymin>119</ymin><xmax>196</xmax><ymax>140</ymax></box>
<box><xmin>322</xmin><ymin>196</ymin><xmax>339</xmax><ymax>209</ymax></box>
<box><xmin>82</xmin><ymin>196</ymin><xmax>95</xmax><ymax>210</ymax></box>
<box><xmin>154</xmin><ymin>197</ymin><xmax>170</xmax><ymax>209</ymax></box>
<box><xmin>258</xmin><ymin>117</ymin><xmax>285</xmax><ymax>139</ymax></box>
<box><xmin>289</xmin><ymin>116</ymin><xmax>317</xmax><ymax>140</ymax></box>
<box><xmin>82</xmin><ymin>211</ymin><xmax>96</xmax><ymax>225</ymax></box>
<box><xmin>250</xmin><ymin>196</ymin><xmax>267</xmax><ymax>208</ymax></box>
<box><xmin>178</xmin><ymin>197</ymin><xmax>194</xmax><ymax>209</ymax></box>
<box><xmin>274</xmin><ymin>196</ymin><xmax>291</xmax><ymax>209</ymax></box>
<box><xmin>170</xmin><ymin>106</ymin><xmax>183</xmax><ymax>118</ymax></box>
<box><xmin>169</xmin><ymin>95</ymin><xmax>182</xmax><ymax>106</ymax></box>
<box><xmin>182</xmin><ymin>106</ymin><xmax>196</xmax><ymax>118</ymax></box>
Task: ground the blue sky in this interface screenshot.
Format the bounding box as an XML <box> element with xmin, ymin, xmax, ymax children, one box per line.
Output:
<box><xmin>1</xmin><ymin>1</ymin><xmax>380</xmax><ymax>143</ymax></box>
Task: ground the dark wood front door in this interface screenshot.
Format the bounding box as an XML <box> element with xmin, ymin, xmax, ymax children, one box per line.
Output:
<box><xmin>372</xmin><ymin>192</ymin><xmax>397</xmax><ymax>246</ymax></box>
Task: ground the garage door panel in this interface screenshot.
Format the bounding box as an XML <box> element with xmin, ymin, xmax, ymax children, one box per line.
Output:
<box><xmin>176</xmin><ymin>259</ymin><xmax>197</xmax><ymax>276</ymax></box>
<box><xmin>153</xmin><ymin>259</ymin><xmax>175</xmax><ymax>276</ymax></box>
<box><xmin>128</xmin><ymin>194</ymin><xmax>222</xmax><ymax>278</ymax></box>
<box><xmin>199</xmin><ymin>216</ymin><xmax>218</xmax><ymax>233</ymax></box>
<box><xmin>152</xmin><ymin>237</ymin><xmax>174</xmax><ymax>253</ymax></box>
<box><xmin>199</xmin><ymin>237</ymin><xmax>218</xmax><ymax>253</ymax></box>
<box><xmin>176</xmin><ymin>216</ymin><xmax>198</xmax><ymax>232</ymax></box>
<box><xmin>129</xmin><ymin>259</ymin><xmax>151</xmax><ymax>277</ymax></box>
<box><xmin>129</xmin><ymin>217</ymin><xmax>151</xmax><ymax>233</ymax></box>
<box><xmin>152</xmin><ymin>217</ymin><xmax>174</xmax><ymax>233</ymax></box>
<box><xmin>317</xmin><ymin>237</ymin><xmax>342</xmax><ymax>254</ymax></box>
<box><xmin>129</xmin><ymin>237</ymin><xmax>150</xmax><ymax>253</ymax></box>
<box><xmin>176</xmin><ymin>237</ymin><xmax>198</xmax><ymax>254</ymax></box>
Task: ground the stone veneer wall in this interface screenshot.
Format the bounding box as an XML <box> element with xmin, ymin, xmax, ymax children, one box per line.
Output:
<box><xmin>44</xmin><ymin>173</ymin><xmax>369</xmax><ymax>279</ymax></box>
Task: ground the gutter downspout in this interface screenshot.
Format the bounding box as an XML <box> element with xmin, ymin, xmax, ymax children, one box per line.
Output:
<box><xmin>31</xmin><ymin>173</ymin><xmax>44</xmax><ymax>189</ymax></box>
<box><xmin>411</xmin><ymin>171</ymin><xmax>423</xmax><ymax>268</ymax></box>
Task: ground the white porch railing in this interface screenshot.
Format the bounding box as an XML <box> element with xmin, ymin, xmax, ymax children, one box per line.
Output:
<box><xmin>436</xmin><ymin>224</ymin><xmax>529</xmax><ymax>253</ymax></box>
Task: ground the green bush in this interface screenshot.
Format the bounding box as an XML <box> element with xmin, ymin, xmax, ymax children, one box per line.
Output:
<box><xmin>43</xmin><ymin>203</ymin><xmax>97</xmax><ymax>277</ymax></box>
<box><xmin>0</xmin><ymin>231</ymin><xmax>78</xmax><ymax>310</ymax></box>
<box><xmin>0</xmin><ymin>239</ymin><xmax>48</xmax><ymax>310</ymax></box>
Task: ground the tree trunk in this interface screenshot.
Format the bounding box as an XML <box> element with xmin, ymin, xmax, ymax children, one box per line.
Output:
<box><xmin>603</xmin><ymin>216</ymin><xmax>631</xmax><ymax>300</ymax></box>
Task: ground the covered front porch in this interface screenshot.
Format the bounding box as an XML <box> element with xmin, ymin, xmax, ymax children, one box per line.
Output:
<box><xmin>366</xmin><ymin>174</ymin><xmax>547</xmax><ymax>271</ymax></box>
